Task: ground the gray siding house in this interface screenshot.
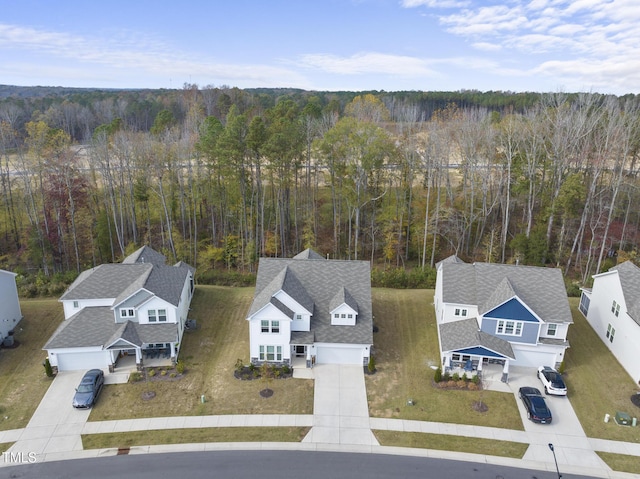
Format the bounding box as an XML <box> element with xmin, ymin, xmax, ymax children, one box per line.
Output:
<box><xmin>44</xmin><ymin>246</ymin><xmax>195</xmax><ymax>372</ymax></box>
<box><xmin>435</xmin><ymin>256</ymin><xmax>572</xmax><ymax>380</ymax></box>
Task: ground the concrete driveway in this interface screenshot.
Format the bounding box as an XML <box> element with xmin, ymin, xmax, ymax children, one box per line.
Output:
<box><xmin>8</xmin><ymin>370</ymin><xmax>91</xmax><ymax>456</ymax></box>
<box><xmin>504</xmin><ymin>366</ymin><xmax>609</xmax><ymax>470</ymax></box>
<box><xmin>302</xmin><ymin>364</ymin><xmax>379</xmax><ymax>446</ymax></box>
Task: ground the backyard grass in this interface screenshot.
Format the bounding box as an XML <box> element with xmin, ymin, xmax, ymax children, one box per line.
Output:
<box><xmin>82</xmin><ymin>426</ymin><xmax>310</xmax><ymax>450</ymax></box>
<box><xmin>373</xmin><ymin>430</ymin><xmax>528</xmax><ymax>458</ymax></box>
<box><xmin>0</xmin><ymin>299</ymin><xmax>64</xmax><ymax>431</ymax></box>
<box><xmin>564</xmin><ymin>298</ymin><xmax>640</xmax><ymax>443</ymax></box>
<box><xmin>595</xmin><ymin>451</ymin><xmax>640</xmax><ymax>475</ymax></box>
<box><xmin>366</xmin><ymin>289</ymin><xmax>523</xmax><ymax>430</ymax></box>
<box><xmin>89</xmin><ymin>286</ymin><xmax>314</xmax><ymax>421</ymax></box>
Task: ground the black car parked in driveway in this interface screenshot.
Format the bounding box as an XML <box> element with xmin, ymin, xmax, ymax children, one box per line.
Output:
<box><xmin>72</xmin><ymin>369</ymin><xmax>105</xmax><ymax>408</ymax></box>
<box><xmin>519</xmin><ymin>386</ymin><xmax>552</xmax><ymax>424</ymax></box>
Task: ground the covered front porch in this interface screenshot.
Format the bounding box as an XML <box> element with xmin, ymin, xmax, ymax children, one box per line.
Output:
<box><xmin>439</xmin><ymin>317</ymin><xmax>515</xmax><ymax>383</ymax></box>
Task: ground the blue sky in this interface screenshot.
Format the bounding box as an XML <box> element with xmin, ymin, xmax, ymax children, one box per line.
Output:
<box><xmin>1</xmin><ymin>0</ymin><xmax>638</xmax><ymax>94</ymax></box>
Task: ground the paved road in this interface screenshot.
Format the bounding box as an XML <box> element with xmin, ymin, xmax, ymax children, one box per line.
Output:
<box><xmin>0</xmin><ymin>450</ymin><xmax>596</xmax><ymax>479</ymax></box>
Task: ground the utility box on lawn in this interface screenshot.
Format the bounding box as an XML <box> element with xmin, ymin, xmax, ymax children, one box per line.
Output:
<box><xmin>615</xmin><ymin>411</ymin><xmax>631</xmax><ymax>426</ymax></box>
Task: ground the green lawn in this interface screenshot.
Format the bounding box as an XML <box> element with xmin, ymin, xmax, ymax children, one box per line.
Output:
<box><xmin>82</xmin><ymin>427</ymin><xmax>311</xmax><ymax>450</ymax></box>
<box><xmin>596</xmin><ymin>451</ymin><xmax>640</xmax><ymax>475</ymax></box>
<box><xmin>89</xmin><ymin>286</ymin><xmax>314</xmax><ymax>422</ymax></box>
<box><xmin>0</xmin><ymin>299</ymin><xmax>64</xmax><ymax>431</ymax></box>
<box><xmin>373</xmin><ymin>430</ymin><xmax>528</xmax><ymax>458</ymax></box>
<box><xmin>366</xmin><ymin>289</ymin><xmax>523</xmax><ymax>430</ymax></box>
<box><xmin>564</xmin><ymin>298</ymin><xmax>640</xmax><ymax>443</ymax></box>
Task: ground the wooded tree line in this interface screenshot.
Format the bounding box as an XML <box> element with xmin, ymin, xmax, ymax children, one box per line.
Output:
<box><xmin>1</xmin><ymin>85</ymin><xmax>639</xmax><ymax>288</ymax></box>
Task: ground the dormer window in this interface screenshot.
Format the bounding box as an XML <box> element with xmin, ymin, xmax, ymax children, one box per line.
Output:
<box><xmin>120</xmin><ymin>308</ymin><xmax>134</xmax><ymax>318</ymax></box>
<box><xmin>73</xmin><ymin>301</ymin><xmax>79</xmax><ymax>309</ymax></box>
<box><xmin>148</xmin><ymin>309</ymin><xmax>167</xmax><ymax>322</ymax></box>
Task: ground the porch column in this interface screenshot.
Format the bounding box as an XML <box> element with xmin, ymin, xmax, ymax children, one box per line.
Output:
<box><xmin>476</xmin><ymin>358</ymin><xmax>483</xmax><ymax>372</ymax></box>
<box><xmin>443</xmin><ymin>354</ymin><xmax>452</xmax><ymax>369</ymax></box>
<box><xmin>501</xmin><ymin>359</ymin><xmax>510</xmax><ymax>383</ymax></box>
<box><xmin>135</xmin><ymin>347</ymin><xmax>143</xmax><ymax>371</ymax></box>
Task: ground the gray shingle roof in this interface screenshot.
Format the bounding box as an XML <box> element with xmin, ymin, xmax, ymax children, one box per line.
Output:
<box><xmin>439</xmin><ymin>317</ymin><xmax>515</xmax><ymax>359</ymax></box>
<box><xmin>611</xmin><ymin>261</ymin><xmax>640</xmax><ymax>325</ymax></box>
<box><xmin>441</xmin><ymin>262</ymin><xmax>572</xmax><ymax>323</ymax></box>
<box><xmin>293</xmin><ymin>249</ymin><xmax>325</xmax><ymax>260</ymax></box>
<box><xmin>60</xmin><ymin>264</ymin><xmax>153</xmax><ymax>301</ymax></box>
<box><xmin>123</xmin><ymin>246</ymin><xmax>167</xmax><ymax>266</ymax></box>
<box><xmin>329</xmin><ymin>287</ymin><xmax>358</xmax><ymax>313</ymax></box>
<box><xmin>45</xmin><ymin>307</ymin><xmax>120</xmax><ymax>348</ymax></box>
<box><xmin>45</xmin><ymin>306</ymin><xmax>179</xmax><ymax>350</ymax></box>
<box><xmin>60</xmin><ymin>249</ymin><xmax>191</xmax><ymax>308</ymax></box>
<box><xmin>249</xmin><ymin>255</ymin><xmax>373</xmax><ymax>345</ymax></box>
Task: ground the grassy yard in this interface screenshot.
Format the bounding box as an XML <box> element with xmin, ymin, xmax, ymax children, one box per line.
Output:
<box><xmin>564</xmin><ymin>298</ymin><xmax>640</xmax><ymax>443</ymax></box>
<box><xmin>89</xmin><ymin>286</ymin><xmax>314</xmax><ymax>421</ymax></box>
<box><xmin>366</xmin><ymin>289</ymin><xmax>523</xmax><ymax>430</ymax></box>
<box><xmin>373</xmin><ymin>430</ymin><xmax>528</xmax><ymax>458</ymax></box>
<box><xmin>596</xmin><ymin>452</ymin><xmax>640</xmax><ymax>475</ymax></box>
<box><xmin>82</xmin><ymin>427</ymin><xmax>310</xmax><ymax>450</ymax></box>
<box><xmin>0</xmin><ymin>299</ymin><xmax>64</xmax><ymax>431</ymax></box>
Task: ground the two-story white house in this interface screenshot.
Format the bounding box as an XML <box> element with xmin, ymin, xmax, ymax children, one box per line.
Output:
<box><xmin>434</xmin><ymin>256</ymin><xmax>572</xmax><ymax>380</ymax></box>
<box><xmin>580</xmin><ymin>261</ymin><xmax>640</xmax><ymax>385</ymax></box>
<box><xmin>246</xmin><ymin>249</ymin><xmax>373</xmax><ymax>367</ymax></box>
<box><xmin>0</xmin><ymin>269</ymin><xmax>22</xmax><ymax>345</ymax></box>
<box><xmin>44</xmin><ymin>246</ymin><xmax>195</xmax><ymax>372</ymax></box>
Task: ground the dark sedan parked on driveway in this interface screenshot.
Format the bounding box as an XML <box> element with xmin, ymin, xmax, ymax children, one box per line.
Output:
<box><xmin>519</xmin><ymin>387</ymin><xmax>552</xmax><ymax>424</ymax></box>
<box><xmin>72</xmin><ymin>369</ymin><xmax>105</xmax><ymax>408</ymax></box>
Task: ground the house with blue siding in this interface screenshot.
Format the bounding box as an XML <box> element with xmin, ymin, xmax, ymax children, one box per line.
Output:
<box><xmin>434</xmin><ymin>256</ymin><xmax>572</xmax><ymax>380</ymax></box>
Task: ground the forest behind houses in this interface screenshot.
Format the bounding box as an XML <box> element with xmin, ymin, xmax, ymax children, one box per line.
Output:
<box><xmin>1</xmin><ymin>84</ymin><xmax>639</xmax><ymax>295</ymax></box>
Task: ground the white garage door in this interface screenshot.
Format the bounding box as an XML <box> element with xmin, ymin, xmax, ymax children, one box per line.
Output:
<box><xmin>56</xmin><ymin>352</ymin><xmax>108</xmax><ymax>371</ymax></box>
<box><xmin>315</xmin><ymin>345</ymin><xmax>364</xmax><ymax>365</ymax></box>
<box><xmin>511</xmin><ymin>349</ymin><xmax>556</xmax><ymax>368</ymax></box>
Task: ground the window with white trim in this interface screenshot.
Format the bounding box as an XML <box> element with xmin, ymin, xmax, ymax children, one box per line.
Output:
<box><xmin>496</xmin><ymin>320</ymin><xmax>523</xmax><ymax>336</ymax></box>
<box><xmin>295</xmin><ymin>314</ymin><xmax>302</xmax><ymax>320</ymax></box>
<box><xmin>606</xmin><ymin>324</ymin><xmax>615</xmax><ymax>343</ymax></box>
<box><xmin>120</xmin><ymin>308</ymin><xmax>134</xmax><ymax>318</ymax></box>
<box><xmin>611</xmin><ymin>300</ymin><xmax>620</xmax><ymax>316</ymax></box>
<box><xmin>547</xmin><ymin>324</ymin><xmax>557</xmax><ymax>336</ymax></box>
<box><xmin>148</xmin><ymin>309</ymin><xmax>167</xmax><ymax>322</ymax></box>
<box><xmin>454</xmin><ymin>308</ymin><xmax>467</xmax><ymax>317</ymax></box>
<box><xmin>259</xmin><ymin>345</ymin><xmax>282</xmax><ymax>361</ymax></box>
<box><xmin>73</xmin><ymin>301</ymin><xmax>79</xmax><ymax>309</ymax></box>
<box><xmin>260</xmin><ymin>320</ymin><xmax>280</xmax><ymax>333</ymax></box>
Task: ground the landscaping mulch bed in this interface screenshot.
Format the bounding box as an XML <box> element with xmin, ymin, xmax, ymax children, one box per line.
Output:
<box><xmin>130</xmin><ymin>367</ymin><xmax>185</xmax><ymax>383</ymax></box>
<box><xmin>234</xmin><ymin>365</ymin><xmax>293</xmax><ymax>381</ymax></box>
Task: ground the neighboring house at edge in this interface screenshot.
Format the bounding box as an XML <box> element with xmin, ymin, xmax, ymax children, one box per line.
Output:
<box><xmin>434</xmin><ymin>256</ymin><xmax>572</xmax><ymax>380</ymax></box>
<box><xmin>579</xmin><ymin>260</ymin><xmax>640</xmax><ymax>385</ymax></box>
<box><xmin>44</xmin><ymin>246</ymin><xmax>195</xmax><ymax>372</ymax></box>
<box><xmin>0</xmin><ymin>269</ymin><xmax>22</xmax><ymax>344</ymax></box>
<box><xmin>246</xmin><ymin>249</ymin><xmax>373</xmax><ymax>366</ymax></box>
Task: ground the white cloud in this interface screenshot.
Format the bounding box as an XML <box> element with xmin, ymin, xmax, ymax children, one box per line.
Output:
<box><xmin>472</xmin><ymin>42</ymin><xmax>502</xmax><ymax>52</ymax></box>
<box><xmin>401</xmin><ymin>0</ymin><xmax>470</xmax><ymax>8</ymax></box>
<box><xmin>297</xmin><ymin>52</ymin><xmax>437</xmax><ymax>76</ymax></box>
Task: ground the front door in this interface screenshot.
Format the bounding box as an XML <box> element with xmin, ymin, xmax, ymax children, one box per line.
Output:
<box><xmin>295</xmin><ymin>345</ymin><xmax>306</xmax><ymax>357</ymax></box>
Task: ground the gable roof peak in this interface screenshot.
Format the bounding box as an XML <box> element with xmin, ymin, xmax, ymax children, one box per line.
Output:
<box><xmin>292</xmin><ymin>249</ymin><xmax>325</xmax><ymax>260</ymax></box>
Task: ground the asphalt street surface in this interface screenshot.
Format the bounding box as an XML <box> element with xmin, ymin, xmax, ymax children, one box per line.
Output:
<box><xmin>0</xmin><ymin>450</ymin><xmax>594</xmax><ymax>479</ymax></box>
